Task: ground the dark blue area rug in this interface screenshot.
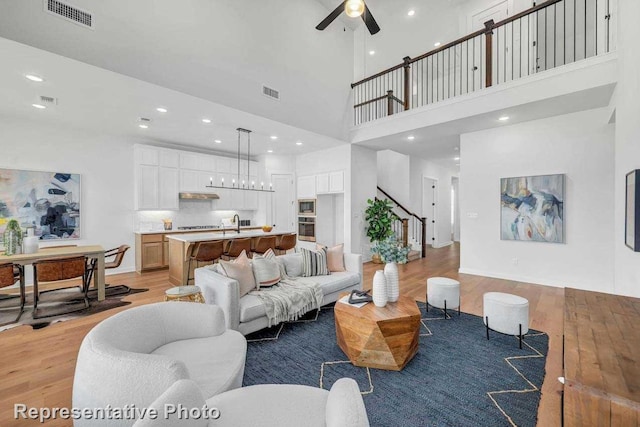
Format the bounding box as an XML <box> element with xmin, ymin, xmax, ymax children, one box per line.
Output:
<box><xmin>244</xmin><ymin>301</ymin><xmax>548</xmax><ymax>427</ymax></box>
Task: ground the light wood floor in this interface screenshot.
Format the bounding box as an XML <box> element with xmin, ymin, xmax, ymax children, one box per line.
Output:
<box><xmin>0</xmin><ymin>243</ymin><xmax>563</xmax><ymax>427</ymax></box>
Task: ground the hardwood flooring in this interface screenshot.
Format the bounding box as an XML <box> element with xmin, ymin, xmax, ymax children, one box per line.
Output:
<box><xmin>0</xmin><ymin>243</ymin><xmax>564</xmax><ymax>427</ymax></box>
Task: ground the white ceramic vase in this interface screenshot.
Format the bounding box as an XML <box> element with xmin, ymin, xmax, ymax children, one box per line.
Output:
<box><xmin>372</xmin><ymin>270</ymin><xmax>388</xmax><ymax>307</ymax></box>
<box><xmin>384</xmin><ymin>262</ymin><xmax>399</xmax><ymax>302</ymax></box>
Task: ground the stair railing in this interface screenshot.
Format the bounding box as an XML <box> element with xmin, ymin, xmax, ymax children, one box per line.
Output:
<box><xmin>352</xmin><ymin>0</ymin><xmax>612</xmax><ymax>125</ymax></box>
<box><xmin>377</xmin><ymin>187</ymin><xmax>427</xmax><ymax>258</ymax></box>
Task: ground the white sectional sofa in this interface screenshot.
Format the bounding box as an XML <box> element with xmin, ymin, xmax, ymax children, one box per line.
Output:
<box><xmin>195</xmin><ymin>252</ymin><xmax>363</xmax><ymax>335</ymax></box>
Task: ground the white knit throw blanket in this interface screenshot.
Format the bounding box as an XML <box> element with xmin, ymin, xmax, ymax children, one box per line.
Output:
<box><xmin>249</xmin><ymin>277</ymin><xmax>323</xmax><ymax>328</ymax></box>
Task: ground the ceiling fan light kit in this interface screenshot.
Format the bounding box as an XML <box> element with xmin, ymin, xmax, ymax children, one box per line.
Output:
<box><xmin>316</xmin><ymin>0</ymin><xmax>380</xmax><ymax>35</ymax></box>
<box><xmin>345</xmin><ymin>0</ymin><xmax>365</xmax><ymax>18</ymax></box>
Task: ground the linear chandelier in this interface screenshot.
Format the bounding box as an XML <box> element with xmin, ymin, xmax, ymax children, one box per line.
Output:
<box><xmin>206</xmin><ymin>127</ymin><xmax>275</xmax><ymax>193</ymax></box>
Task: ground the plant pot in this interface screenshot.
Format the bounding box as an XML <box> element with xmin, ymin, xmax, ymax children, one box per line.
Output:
<box><xmin>372</xmin><ymin>270</ymin><xmax>388</xmax><ymax>307</ymax></box>
<box><xmin>371</xmin><ymin>253</ymin><xmax>383</xmax><ymax>264</ymax></box>
<box><xmin>384</xmin><ymin>262</ymin><xmax>399</xmax><ymax>302</ymax></box>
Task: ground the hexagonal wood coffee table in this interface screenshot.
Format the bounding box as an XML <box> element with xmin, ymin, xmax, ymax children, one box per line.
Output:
<box><xmin>334</xmin><ymin>294</ymin><xmax>421</xmax><ymax>371</ymax></box>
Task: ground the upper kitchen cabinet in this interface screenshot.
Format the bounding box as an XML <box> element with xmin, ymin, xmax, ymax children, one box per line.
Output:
<box><xmin>216</xmin><ymin>156</ymin><xmax>233</xmax><ymax>174</ymax></box>
<box><xmin>316</xmin><ymin>174</ymin><xmax>330</xmax><ymax>194</ymax></box>
<box><xmin>134</xmin><ymin>145</ymin><xmax>180</xmax><ymax>210</ymax></box>
<box><xmin>297</xmin><ymin>175</ymin><xmax>316</xmax><ymax>199</ymax></box>
<box><xmin>180</xmin><ymin>152</ymin><xmax>200</xmax><ymax>170</ymax></box>
<box><xmin>329</xmin><ymin>171</ymin><xmax>344</xmax><ymax>193</ymax></box>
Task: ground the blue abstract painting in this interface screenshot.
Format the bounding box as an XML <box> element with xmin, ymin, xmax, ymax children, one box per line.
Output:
<box><xmin>0</xmin><ymin>168</ymin><xmax>81</xmax><ymax>240</ymax></box>
<box><xmin>501</xmin><ymin>174</ymin><xmax>564</xmax><ymax>243</ymax></box>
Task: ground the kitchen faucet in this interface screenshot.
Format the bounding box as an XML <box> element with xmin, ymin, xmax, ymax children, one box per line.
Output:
<box><xmin>233</xmin><ymin>214</ymin><xmax>240</xmax><ymax>234</ymax></box>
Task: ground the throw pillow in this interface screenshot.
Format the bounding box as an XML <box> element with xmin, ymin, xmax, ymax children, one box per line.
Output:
<box><xmin>279</xmin><ymin>253</ymin><xmax>303</xmax><ymax>277</ymax></box>
<box><xmin>301</xmin><ymin>247</ymin><xmax>330</xmax><ymax>277</ymax></box>
<box><xmin>317</xmin><ymin>243</ymin><xmax>346</xmax><ymax>272</ymax></box>
<box><xmin>252</xmin><ymin>249</ymin><xmax>282</xmax><ymax>288</ymax></box>
<box><xmin>218</xmin><ymin>250</ymin><xmax>256</xmax><ymax>297</ymax></box>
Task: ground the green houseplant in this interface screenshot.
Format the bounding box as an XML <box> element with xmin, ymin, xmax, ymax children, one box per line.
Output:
<box><xmin>365</xmin><ymin>198</ymin><xmax>398</xmax><ymax>263</ymax></box>
<box><xmin>377</xmin><ymin>236</ymin><xmax>411</xmax><ymax>264</ymax></box>
<box><xmin>3</xmin><ymin>219</ymin><xmax>23</xmax><ymax>256</ymax></box>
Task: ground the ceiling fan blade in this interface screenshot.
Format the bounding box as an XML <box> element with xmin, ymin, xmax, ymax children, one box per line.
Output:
<box><xmin>361</xmin><ymin>3</ymin><xmax>380</xmax><ymax>35</ymax></box>
<box><xmin>316</xmin><ymin>1</ymin><xmax>347</xmax><ymax>31</ymax></box>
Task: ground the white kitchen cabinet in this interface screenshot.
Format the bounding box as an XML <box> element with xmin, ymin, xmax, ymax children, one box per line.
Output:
<box><xmin>316</xmin><ymin>173</ymin><xmax>330</xmax><ymax>194</ymax></box>
<box><xmin>136</xmin><ymin>165</ymin><xmax>159</xmax><ymax>210</ymax></box>
<box><xmin>243</xmin><ymin>191</ymin><xmax>259</xmax><ymax>210</ymax></box>
<box><xmin>180</xmin><ymin>170</ymin><xmax>200</xmax><ymax>192</ymax></box>
<box><xmin>159</xmin><ymin>168</ymin><xmax>179</xmax><ymax>210</ymax></box>
<box><xmin>231</xmin><ymin>189</ymin><xmax>245</xmax><ymax>210</ymax></box>
<box><xmin>180</xmin><ymin>152</ymin><xmax>200</xmax><ymax>170</ymax></box>
<box><xmin>159</xmin><ymin>150</ymin><xmax>179</xmax><ymax>168</ymax></box>
<box><xmin>329</xmin><ymin>171</ymin><xmax>344</xmax><ymax>193</ymax></box>
<box><xmin>136</xmin><ymin>146</ymin><xmax>159</xmax><ymax>166</ymax></box>
<box><xmin>212</xmin><ymin>188</ymin><xmax>231</xmax><ymax>210</ymax></box>
<box><xmin>297</xmin><ymin>176</ymin><xmax>316</xmax><ymax>199</ymax></box>
<box><xmin>216</xmin><ymin>156</ymin><xmax>233</xmax><ymax>174</ymax></box>
<box><xmin>198</xmin><ymin>155</ymin><xmax>216</xmax><ymax>172</ymax></box>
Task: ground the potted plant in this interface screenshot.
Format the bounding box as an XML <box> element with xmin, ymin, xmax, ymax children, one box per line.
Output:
<box><xmin>365</xmin><ymin>198</ymin><xmax>398</xmax><ymax>264</ymax></box>
<box><xmin>377</xmin><ymin>236</ymin><xmax>410</xmax><ymax>303</ymax></box>
<box><xmin>3</xmin><ymin>219</ymin><xmax>23</xmax><ymax>256</ymax></box>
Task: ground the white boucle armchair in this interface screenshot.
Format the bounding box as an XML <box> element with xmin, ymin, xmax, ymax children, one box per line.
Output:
<box><xmin>73</xmin><ymin>302</ymin><xmax>246</xmax><ymax>427</ymax></box>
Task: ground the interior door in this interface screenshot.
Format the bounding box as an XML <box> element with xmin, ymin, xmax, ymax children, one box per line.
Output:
<box><xmin>423</xmin><ymin>177</ymin><xmax>437</xmax><ymax>247</ymax></box>
<box><xmin>272</xmin><ymin>174</ymin><xmax>295</xmax><ymax>231</ymax></box>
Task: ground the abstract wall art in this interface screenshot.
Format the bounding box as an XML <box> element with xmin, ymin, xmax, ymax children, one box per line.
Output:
<box><xmin>0</xmin><ymin>168</ymin><xmax>81</xmax><ymax>241</ymax></box>
<box><xmin>501</xmin><ymin>174</ymin><xmax>565</xmax><ymax>243</ymax></box>
<box><xmin>626</xmin><ymin>170</ymin><xmax>639</xmax><ymax>252</ymax></box>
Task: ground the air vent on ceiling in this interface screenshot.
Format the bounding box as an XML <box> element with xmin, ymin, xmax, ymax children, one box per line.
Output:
<box><xmin>44</xmin><ymin>0</ymin><xmax>93</xmax><ymax>29</ymax></box>
<box><xmin>39</xmin><ymin>95</ymin><xmax>58</xmax><ymax>105</ymax></box>
<box><xmin>262</xmin><ymin>85</ymin><xmax>280</xmax><ymax>101</ymax></box>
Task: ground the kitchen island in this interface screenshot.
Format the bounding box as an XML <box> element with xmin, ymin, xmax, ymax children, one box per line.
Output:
<box><xmin>166</xmin><ymin>229</ymin><xmax>294</xmax><ymax>285</ymax></box>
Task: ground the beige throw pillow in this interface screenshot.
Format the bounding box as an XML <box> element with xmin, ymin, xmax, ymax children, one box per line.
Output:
<box><xmin>218</xmin><ymin>250</ymin><xmax>256</xmax><ymax>297</ymax></box>
<box><xmin>317</xmin><ymin>243</ymin><xmax>346</xmax><ymax>272</ymax></box>
<box><xmin>252</xmin><ymin>249</ymin><xmax>282</xmax><ymax>288</ymax></box>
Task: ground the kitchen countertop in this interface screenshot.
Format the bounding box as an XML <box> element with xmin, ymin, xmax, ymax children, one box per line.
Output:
<box><xmin>135</xmin><ymin>226</ymin><xmax>263</xmax><ymax>235</ymax></box>
<box><xmin>166</xmin><ymin>229</ymin><xmax>294</xmax><ymax>243</ymax></box>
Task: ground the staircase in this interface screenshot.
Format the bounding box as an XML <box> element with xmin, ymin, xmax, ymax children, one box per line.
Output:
<box><xmin>377</xmin><ymin>186</ymin><xmax>427</xmax><ymax>261</ymax></box>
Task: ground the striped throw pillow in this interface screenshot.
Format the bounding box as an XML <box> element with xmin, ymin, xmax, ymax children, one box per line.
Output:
<box><xmin>301</xmin><ymin>247</ymin><xmax>330</xmax><ymax>277</ymax></box>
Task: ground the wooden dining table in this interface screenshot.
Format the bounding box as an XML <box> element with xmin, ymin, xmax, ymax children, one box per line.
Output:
<box><xmin>0</xmin><ymin>245</ymin><xmax>106</xmax><ymax>301</ymax></box>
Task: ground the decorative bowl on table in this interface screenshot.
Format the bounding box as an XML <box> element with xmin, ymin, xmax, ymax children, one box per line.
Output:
<box><xmin>262</xmin><ymin>225</ymin><xmax>273</xmax><ymax>232</ymax></box>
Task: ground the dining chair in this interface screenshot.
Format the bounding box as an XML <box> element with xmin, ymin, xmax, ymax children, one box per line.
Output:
<box><xmin>187</xmin><ymin>241</ymin><xmax>225</xmax><ymax>285</ymax></box>
<box><xmin>85</xmin><ymin>245</ymin><xmax>130</xmax><ymax>288</ymax></box>
<box><xmin>253</xmin><ymin>236</ymin><xmax>277</xmax><ymax>257</ymax></box>
<box><xmin>275</xmin><ymin>233</ymin><xmax>297</xmax><ymax>255</ymax></box>
<box><xmin>223</xmin><ymin>238</ymin><xmax>252</xmax><ymax>260</ymax></box>
<box><xmin>32</xmin><ymin>256</ymin><xmax>89</xmax><ymax>319</ymax></box>
<box><xmin>0</xmin><ymin>263</ymin><xmax>25</xmax><ymax>325</ymax></box>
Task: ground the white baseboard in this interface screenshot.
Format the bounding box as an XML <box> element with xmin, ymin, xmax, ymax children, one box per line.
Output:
<box><xmin>457</xmin><ymin>267</ymin><xmax>566</xmax><ymax>289</ymax></box>
<box><xmin>433</xmin><ymin>241</ymin><xmax>453</xmax><ymax>249</ymax></box>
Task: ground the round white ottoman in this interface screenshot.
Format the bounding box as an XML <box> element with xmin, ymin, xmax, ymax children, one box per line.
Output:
<box><xmin>426</xmin><ymin>277</ymin><xmax>461</xmax><ymax>318</ymax></box>
<box><xmin>483</xmin><ymin>292</ymin><xmax>529</xmax><ymax>348</ymax></box>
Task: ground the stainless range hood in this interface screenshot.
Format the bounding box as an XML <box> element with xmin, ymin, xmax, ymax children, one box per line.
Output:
<box><xmin>179</xmin><ymin>192</ymin><xmax>220</xmax><ymax>200</ymax></box>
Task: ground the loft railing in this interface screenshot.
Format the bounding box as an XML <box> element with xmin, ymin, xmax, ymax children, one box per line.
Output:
<box><xmin>377</xmin><ymin>186</ymin><xmax>427</xmax><ymax>258</ymax></box>
<box><xmin>351</xmin><ymin>0</ymin><xmax>613</xmax><ymax>125</ymax></box>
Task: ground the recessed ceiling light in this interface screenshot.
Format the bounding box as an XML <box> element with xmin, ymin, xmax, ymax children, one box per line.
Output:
<box><xmin>139</xmin><ymin>124</ymin><xmax>149</xmax><ymax>129</ymax></box>
<box><xmin>270</xmin><ymin>135</ymin><xmax>278</xmax><ymax>140</ymax></box>
<box><xmin>25</xmin><ymin>74</ymin><xmax>44</xmax><ymax>82</ymax></box>
<box><xmin>454</xmin><ymin>157</ymin><xmax>460</xmax><ymax>161</ymax></box>
<box><xmin>32</xmin><ymin>103</ymin><xmax>46</xmax><ymax>109</ymax></box>
<box><xmin>202</xmin><ymin>118</ymin><xmax>212</xmax><ymax>124</ymax></box>
<box><xmin>214</xmin><ymin>139</ymin><xmax>222</xmax><ymax>144</ymax></box>
<box><xmin>267</xmin><ymin>150</ymin><xmax>274</xmax><ymax>153</ymax></box>
<box><xmin>407</xmin><ymin>135</ymin><xmax>415</xmax><ymax>141</ymax></box>
<box><xmin>156</xmin><ymin>107</ymin><xmax>168</xmax><ymax>113</ymax></box>
<box><xmin>434</xmin><ymin>42</ymin><xmax>441</xmax><ymax>47</ymax></box>
<box><xmin>369</xmin><ymin>50</ymin><xmax>376</xmax><ymax>55</ymax></box>
<box><xmin>408</xmin><ymin>9</ymin><xmax>415</xmax><ymax>16</ymax></box>
<box><xmin>296</xmin><ymin>142</ymin><xmax>303</xmax><ymax>146</ymax></box>
<box><xmin>499</xmin><ymin>116</ymin><xmax>510</xmax><ymax>121</ymax></box>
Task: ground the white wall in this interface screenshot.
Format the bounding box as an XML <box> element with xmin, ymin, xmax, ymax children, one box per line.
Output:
<box><xmin>0</xmin><ymin>117</ymin><xmax>137</xmax><ymax>274</ymax></box>
<box><xmin>409</xmin><ymin>158</ymin><xmax>458</xmax><ymax>248</ymax></box>
<box><xmin>460</xmin><ymin>108</ymin><xmax>615</xmax><ymax>291</ymax></box>
<box><xmin>376</xmin><ymin>150</ymin><xmax>410</xmax><ymax>207</ymax></box>
<box><xmin>613</xmin><ymin>0</ymin><xmax>640</xmax><ymax>297</ymax></box>
<box><xmin>0</xmin><ymin>0</ymin><xmax>354</xmax><ymax>140</ymax></box>
<box><xmin>351</xmin><ymin>145</ymin><xmax>378</xmax><ymax>260</ymax></box>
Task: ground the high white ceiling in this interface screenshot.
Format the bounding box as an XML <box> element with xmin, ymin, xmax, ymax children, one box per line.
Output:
<box><xmin>0</xmin><ymin>38</ymin><xmax>346</xmax><ymax>156</ymax></box>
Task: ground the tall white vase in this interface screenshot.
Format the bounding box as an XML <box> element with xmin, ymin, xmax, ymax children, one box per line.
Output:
<box><xmin>384</xmin><ymin>262</ymin><xmax>399</xmax><ymax>302</ymax></box>
<box><xmin>372</xmin><ymin>270</ymin><xmax>388</xmax><ymax>307</ymax></box>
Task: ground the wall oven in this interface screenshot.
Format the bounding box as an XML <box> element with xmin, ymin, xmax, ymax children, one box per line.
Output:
<box><xmin>298</xmin><ymin>216</ymin><xmax>316</xmax><ymax>242</ymax></box>
<box><xmin>298</xmin><ymin>199</ymin><xmax>316</xmax><ymax>216</ymax></box>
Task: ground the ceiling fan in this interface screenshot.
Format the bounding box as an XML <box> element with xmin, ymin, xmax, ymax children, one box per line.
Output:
<box><xmin>316</xmin><ymin>0</ymin><xmax>380</xmax><ymax>35</ymax></box>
